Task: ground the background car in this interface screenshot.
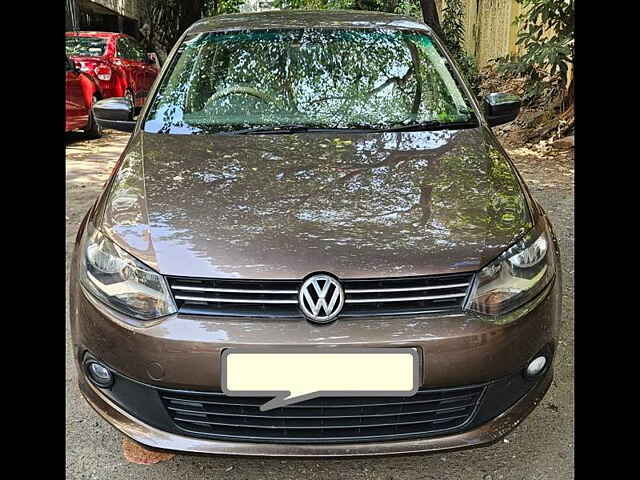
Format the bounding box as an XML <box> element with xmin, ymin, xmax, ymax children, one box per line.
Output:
<box><xmin>65</xmin><ymin>54</ymin><xmax>102</xmax><ymax>138</ymax></box>
<box><xmin>65</xmin><ymin>31</ymin><xmax>159</xmax><ymax>111</ymax></box>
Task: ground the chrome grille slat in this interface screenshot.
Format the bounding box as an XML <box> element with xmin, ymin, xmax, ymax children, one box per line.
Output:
<box><xmin>174</xmin><ymin>295</ymin><xmax>298</xmax><ymax>304</ymax></box>
<box><xmin>172</xmin><ymin>286</ymin><xmax>298</xmax><ymax>294</ymax></box>
<box><xmin>345</xmin><ymin>283</ymin><xmax>469</xmax><ymax>294</ymax></box>
<box><xmin>167</xmin><ymin>273</ymin><xmax>474</xmax><ymax>318</ymax></box>
<box><xmin>345</xmin><ymin>293</ymin><xmax>467</xmax><ymax>304</ymax></box>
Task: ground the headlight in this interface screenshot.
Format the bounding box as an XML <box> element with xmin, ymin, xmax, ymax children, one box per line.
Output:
<box><xmin>80</xmin><ymin>223</ymin><xmax>176</xmax><ymax>320</ymax></box>
<box><xmin>467</xmin><ymin>227</ymin><xmax>555</xmax><ymax>316</ymax></box>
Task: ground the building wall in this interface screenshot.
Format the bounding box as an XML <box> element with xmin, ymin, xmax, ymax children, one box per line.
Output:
<box><xmin>443</xmin><ymin>0</ymin><xmax>522</xmax><ymax>68</ymax></box>
<box><xmin>91</xmin><ymin>0</ymin><xmax>140</xmax><ymax>20</ymax></box>
<box><xmin>66</xmin><ymin>0</ymin><xmax>141</xmax><ymax>37</ymax></box>
<box><xmin>445</xmin><ymin>0</ymin><xmax>572</xmax><ymax>90</ymax></box>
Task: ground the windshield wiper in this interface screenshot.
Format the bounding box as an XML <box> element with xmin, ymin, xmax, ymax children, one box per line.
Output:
<box><xmin>214</xmin><ymin>120</ymin><xmax>478</xmax><ymax>135</ymax></box>
<box><xmin>382</xmin><ymin>119</ymin><xmax>479</xmax><ymax>132</ymax></box>
<box><xmin>220</xmin><ymin>125</ymin><xmax>314</xmax><ymax>135</ymax></box>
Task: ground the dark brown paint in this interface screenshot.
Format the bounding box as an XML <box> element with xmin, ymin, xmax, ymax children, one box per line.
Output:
<box><xmin>78</xmin><ymin>367</ymin><xmax>552</xmax><ymax>457</ymax></box>
<box><xmin>100</xmin><ymin>128</ymin><xmax>531</xmax><ymax>279</ymax></box>
<box><xmin>69</xmin><ymin>9</ymin><xmax>561</xmax><ymax>456</ymax></box>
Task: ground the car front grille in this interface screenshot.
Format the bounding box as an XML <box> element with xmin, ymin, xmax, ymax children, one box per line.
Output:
<box><xmin>167</xmin><ymin>273</ymin><xmax>474</xmax><ymax>318</ymax></box>
<box><xmin>158</xmin><ymin>384</ymin><xmax>485</xmax><ymax>443</ymax></box>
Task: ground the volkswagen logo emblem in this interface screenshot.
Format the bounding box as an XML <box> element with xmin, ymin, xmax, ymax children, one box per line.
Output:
<box><xmin>298</xmin><ymin>274</ymin><xmax>345</xmax><ymax>323</ymax></box>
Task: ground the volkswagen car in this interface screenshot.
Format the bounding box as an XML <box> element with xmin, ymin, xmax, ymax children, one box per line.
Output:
<box><xmin>69</xmin><ymin>10</ymin><xmax>561</xmax><ymax>457</ymax></box>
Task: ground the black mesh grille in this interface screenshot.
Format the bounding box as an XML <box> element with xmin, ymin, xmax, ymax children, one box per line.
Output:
<box><xmin>167</xmin><ymin>273</ymin><xmax>474</xmax><ymax>318</ymax></box>
<box><xmin>158</xmin><ymin>385</ymin><xmax>485</xmax><ymax>443</ymax></box>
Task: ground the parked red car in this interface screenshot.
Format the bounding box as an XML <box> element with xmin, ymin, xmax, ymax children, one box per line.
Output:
<box><xmin>65</xmin><ymin>54</ymin><xmax>102</xmax><ymax>138</ymax></box>
<box><xmin>65</xmin><ymin>32</ymin><xmax>159</xmax><ymax>110</ymax></box>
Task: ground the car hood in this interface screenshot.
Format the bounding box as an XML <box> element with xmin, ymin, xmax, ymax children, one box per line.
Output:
<box><xmin>100</xmin><ymin>129</ymin><xmax>532</xmax><ymax>279</ymax></box>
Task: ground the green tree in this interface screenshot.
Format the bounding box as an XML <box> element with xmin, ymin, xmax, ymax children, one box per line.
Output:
<box><xmin>440</xmin><ymin>0</ymin><xmax>480</xmax><ymax>96</ymax></box>
<box><xmin>496</xmin><ymin>0</ymin><xmax>574</xmax><ymax>110</ymax></box>
<box><xmin>273</xmin><ymin>0</ymin><xmax>434</xmax><ymax>24</ymax></box>
<box><xmin>138</xmin><ymin>0</ymin><xmax>243</xmax><ymax>63</ymax></box>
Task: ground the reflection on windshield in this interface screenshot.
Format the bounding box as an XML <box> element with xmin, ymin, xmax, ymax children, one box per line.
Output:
<box><xmin>144</xmin><ymin>29</ymin><xmax>475</xmax><ymax>134</ymax></box>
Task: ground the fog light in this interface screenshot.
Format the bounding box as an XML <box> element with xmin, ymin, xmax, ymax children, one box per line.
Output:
<box><xmin>86</xmin><ymin>361</ymin><xmax>113</xmax><ymax>388</ymax></box>
<box><xmin>525</xmin><ymin>356</ymin><xmax>547</xmax><ymax>377</ymax></box>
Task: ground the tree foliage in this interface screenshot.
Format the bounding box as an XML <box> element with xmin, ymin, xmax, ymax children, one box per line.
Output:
<box><xmin>138</xmin><ymin>0</ymin><xmax>243</xmax><ymax>62</ymax></box>
<box><xmin>273</xmin><ymin>0</ymin><xmax>480</xmax><ymax>95</ymax></box>
<box><xmin>441</xmin><ymin>0</ymin><xmax>464</xmax><ymax>51</ymax></box>
<box><xmin>273</xmin><ymin>0</ymin><xmax>423</xmax><ymax>16</ymax></box>
<box><xmin>440</xmin><ymin>0</ymin><xmax>480</xmax><ymax>96</ymax></box>
<box><xmin>496</xmin><ymin>0</ymin><xmax>574</xmax><ymax>108</ymax></box>
<box><xmin>139</xmin><ymin>0</ymin><xmax>481</xmax><ymax>99</ymax></box>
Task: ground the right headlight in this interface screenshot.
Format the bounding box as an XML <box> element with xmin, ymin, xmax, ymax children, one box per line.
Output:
<box><xmin>79</xmin><ymin>222</ymin><xmax>176</xmax><ymax>320</ymax></box>
<box><xmin>466</xmin><ymin>226</ymin><xmax>556</xmax><ymax>316</ymax></box>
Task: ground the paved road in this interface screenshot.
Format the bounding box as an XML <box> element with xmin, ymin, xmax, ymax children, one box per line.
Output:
<box><xmin>65</xmin><ymin>130</ymin><xmax>574</xmax><ymax>480</ymax></box>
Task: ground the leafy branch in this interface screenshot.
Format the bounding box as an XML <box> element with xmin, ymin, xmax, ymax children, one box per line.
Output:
<box><xmin>495</xmin><ymin>0</ymin><xmax>574</xmax><ymax>109</ymax></box>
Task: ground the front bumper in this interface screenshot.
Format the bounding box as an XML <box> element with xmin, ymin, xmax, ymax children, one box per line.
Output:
<box><xmin>78</xmin><ymin>365</ymin><xmax>552</xmax><ymax>457</ymax></box>
<box><xmin>69</xmin><ymin>243</ymin><xmax>561</xmax><ymax>455</ymax></box>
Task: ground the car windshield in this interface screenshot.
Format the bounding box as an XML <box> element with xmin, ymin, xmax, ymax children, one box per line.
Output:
<box><xmin>65</xmin><ymin>36</ymin><xmax>108</xmax><ymax>57</ymax></box>
<box><xmin>144</xmin><ymin>28</ymin><xmax>476</xmax><ymax>134</ymax></box>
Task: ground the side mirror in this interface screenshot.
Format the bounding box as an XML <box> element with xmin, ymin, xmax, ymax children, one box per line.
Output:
<box><xmin>93</xmin><ymin>97</ymin><xmax>136</xmax><ymax>133</ymax></box>
<box><xmin>483</xmin><ymin>93</ymin><xmax>521</xmax><ymax>127</ymax></box>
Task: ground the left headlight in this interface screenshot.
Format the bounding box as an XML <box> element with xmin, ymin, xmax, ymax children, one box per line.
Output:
<box><xmin>79</xmin><ymin>223</ymin><xmax>177</xmax><ymax>320</ymax></box>
<box><xmin>466</xmin><ymin>226</ymin><xmax>556</xmax><ymax>316</ymax></box>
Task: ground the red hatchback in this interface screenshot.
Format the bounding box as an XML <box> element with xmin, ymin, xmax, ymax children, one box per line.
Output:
<box><xmin>65</xmin><ymin>54</ymin><xmax>102</xmax><ymax>138</ymax></box>
<box><xmin>65</xmin><ymin>32</ymin><xmax>159</xmax><ymax>110</ymax></box>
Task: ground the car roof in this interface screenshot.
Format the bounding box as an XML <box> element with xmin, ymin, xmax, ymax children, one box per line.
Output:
<box><xmin>186</xmin><ymin>9</ymin><xmax>431</xmax><ymax>35</ymax></box>
<box><xmin>65</xmin><ymin>31</ymin><xmax>124</xmax><ymax>38</ymax></box>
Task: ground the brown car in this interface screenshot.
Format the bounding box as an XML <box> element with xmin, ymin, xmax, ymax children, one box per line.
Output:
<box><xmin>69</xmin><ymin>10</ymin><xmax>561</xmax><ymax>457</ymax></box>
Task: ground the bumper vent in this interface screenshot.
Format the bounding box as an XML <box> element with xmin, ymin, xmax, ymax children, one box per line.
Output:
<box><xmin>159</xmin><ymin>385</ymin><xmax>485</xmax><ymax>444</ymax></box>
<box><xmin>167</xmin><ymin>273</ymin><xmax>473</xmax><ymax>318</ymax></box>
